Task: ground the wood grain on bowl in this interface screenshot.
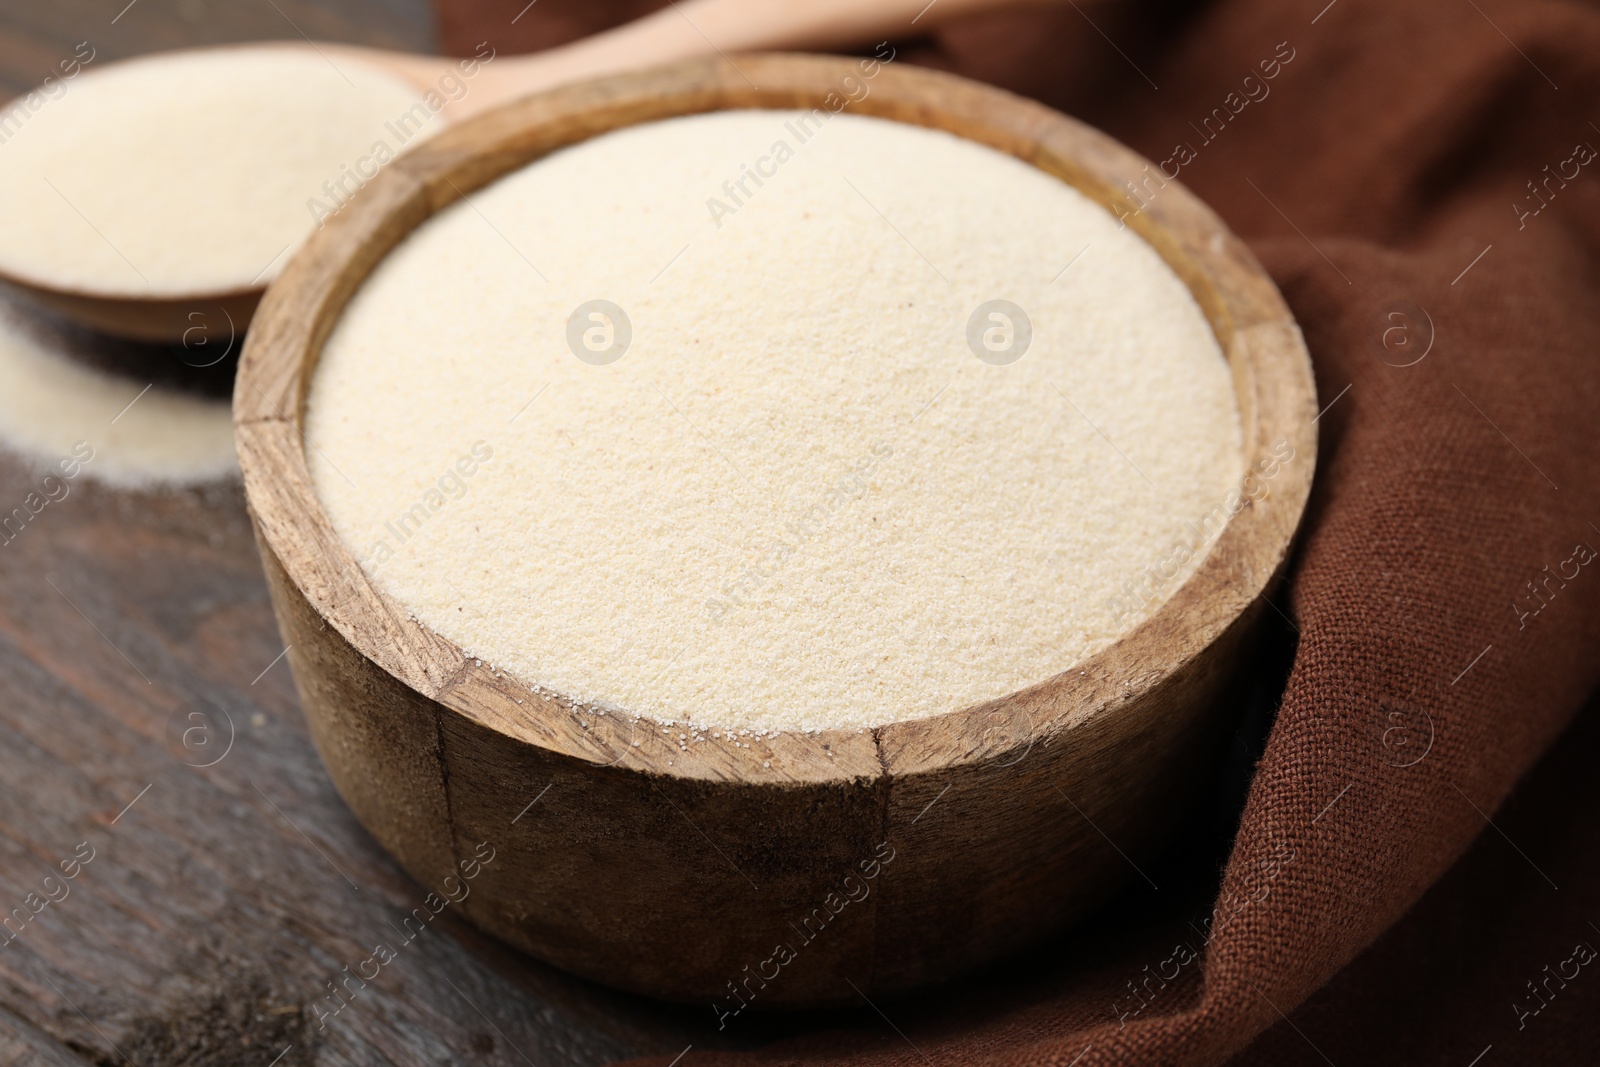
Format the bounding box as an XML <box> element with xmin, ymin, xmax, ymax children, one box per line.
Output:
<box><xmin>235</xmin><ymin>54</ymin><xmax>1316</xmax><ymax>1007</ymax></box>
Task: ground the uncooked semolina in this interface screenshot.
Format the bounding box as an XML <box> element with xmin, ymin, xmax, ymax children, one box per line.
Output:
<box><xmin>305</xmin><ymin>110</ymin><xmax>1243</xmax><ymax>732</ymax></box>
<box><xmin>0</xmin><ymin>47</ymin><xmax>427</xmax><ymax>297</ymax></box>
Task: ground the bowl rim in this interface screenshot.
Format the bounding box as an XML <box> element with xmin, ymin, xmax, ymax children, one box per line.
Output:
<box><xmin>235</xmin><ymin>52</ymin><xmax>1318</xmax><ymax>788</ymax></box>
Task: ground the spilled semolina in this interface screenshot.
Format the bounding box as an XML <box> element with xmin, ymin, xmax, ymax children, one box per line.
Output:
<box><xmin>0</xmin><ymin>290</ymin><xmax>235</xmax><ymax>489</ymax></box>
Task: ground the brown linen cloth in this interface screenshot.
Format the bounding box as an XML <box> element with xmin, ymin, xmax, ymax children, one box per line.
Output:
<box><xmin>437</xmin><ymin>0</ymin><xmax>1600</xmax><ymax>1062</ymax></box>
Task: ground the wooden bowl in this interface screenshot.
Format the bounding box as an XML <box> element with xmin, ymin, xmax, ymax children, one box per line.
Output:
<box><xmin>236</xmin><ymin>54</ymin><xmax>1316</xmax><ymax>1008</ymax></box>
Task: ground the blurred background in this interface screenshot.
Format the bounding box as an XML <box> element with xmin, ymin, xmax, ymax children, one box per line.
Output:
<box><xmin>0</xmin><ymin>0</ymin><xmax>436</xmax><ymax>97</ymax></box>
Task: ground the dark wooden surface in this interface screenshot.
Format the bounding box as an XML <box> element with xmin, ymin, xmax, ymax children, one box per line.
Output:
<box><xmin>0</xmin><ymin>464</ymin><xmax>732</xmax><ymax>1067</ymax></box>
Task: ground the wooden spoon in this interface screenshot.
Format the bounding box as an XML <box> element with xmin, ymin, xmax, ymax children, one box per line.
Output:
<box><xmin>0</xmin><ymin>0</ymin><xmax>1030</xmax><ymax>343</ymax></box>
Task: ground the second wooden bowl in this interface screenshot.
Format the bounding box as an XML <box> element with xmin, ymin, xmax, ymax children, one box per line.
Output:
<box><xmin>236</xmin><ymin>54</ymin><xmax>1316</xmax><ymax>1008</ymax></box>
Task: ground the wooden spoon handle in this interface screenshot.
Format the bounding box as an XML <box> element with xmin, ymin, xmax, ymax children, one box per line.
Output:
<box><xmin>373</xmin><ymin>0</ymin><xmax>1057</xmax><ymax>118</ymax></box>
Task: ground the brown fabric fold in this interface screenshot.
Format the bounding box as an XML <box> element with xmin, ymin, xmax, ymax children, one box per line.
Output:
<box><xmin>437</xmin><ymin>1</ymin><xmax>1600</xmax><ymax>1062</ymax></box>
